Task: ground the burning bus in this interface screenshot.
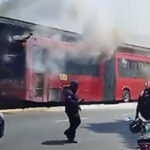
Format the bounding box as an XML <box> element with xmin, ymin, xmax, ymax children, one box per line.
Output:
<box><xmin>0</xmin><ymin>16</ymin><xmax>80</xmax><ymax>108</ymax></box>
<box><xmin>0</xmin><ymin>16</ymin><xmax>150</xmax><ymax>108</ymax></box>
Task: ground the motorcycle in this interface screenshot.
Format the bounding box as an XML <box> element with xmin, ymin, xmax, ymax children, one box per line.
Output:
<box><xmin>129</xmin><ymin>118</ymin><xmax>150</xmax><ymax>150</ymax></box>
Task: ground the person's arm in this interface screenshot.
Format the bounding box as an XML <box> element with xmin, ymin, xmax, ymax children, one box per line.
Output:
<box><xmin>78</xmin><ymin>99</ymin><xmax>85</xmax><ymax>103</ymax></box>
<box><xmin>65</xmin><ymin>92</ymin><xmax>78</xmax><ymax>104</ymax></box>
<box><xmin>135</xmin><ymin>98</ymin><xmax>140</xmax><ymax>119</ymax></box>
<box><xmin>135</xmin><ymin>95</ymin><xmax>143</xmax><ymax>119</ymax></box>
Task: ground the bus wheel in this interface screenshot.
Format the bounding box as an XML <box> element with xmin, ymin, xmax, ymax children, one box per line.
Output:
<box><xmin>123</xmin><ymin>89</ymin><xmax>130</xmax><ymax>102</ymax></box>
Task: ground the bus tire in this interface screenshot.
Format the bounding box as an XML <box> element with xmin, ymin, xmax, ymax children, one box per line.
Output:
<box><xmin>123</xmin><ymin>89</ymin><xmax>130</xmax><ymax>102</ymax></box>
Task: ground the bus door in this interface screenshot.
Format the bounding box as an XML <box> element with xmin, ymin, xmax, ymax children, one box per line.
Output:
<box><xmin>103</xmin><ymin>57</ymin><xmax>116</xmax><ymax>101</ymax></box>
<box><xmin>30</xmin><ymin>44</ymin><xmax>50</xmax><ymax>102</ymax></box>
<box><xmin>33</xmin><ymin>73</ymin><xmax>45</xmax><ymax>101</ymax></box>
<box><xmin>48</xmin><ymin>75</ymin><xmax>60</xmax><ymax>102</ymax></box>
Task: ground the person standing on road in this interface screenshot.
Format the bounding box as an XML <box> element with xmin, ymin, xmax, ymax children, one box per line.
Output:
<box><xmin>135</xmin><ymin>81</ymin><xmax>150</xmax><ymax>121</ymax></box>
<box><xmin>61</xmin><ymin>80</ymin><xmax>84</xmax><ymax>143</ymax></box>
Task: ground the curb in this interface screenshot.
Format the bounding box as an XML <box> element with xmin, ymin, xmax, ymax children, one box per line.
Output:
<box><xmin>0</xmin><ymin>103</ymin><xmax>137</xmax><ymax>114</ymax></box>
<box><xmin>0</xmin><ymin>107</ymin><xmax>65</xmax><ymax>114</ymax></box>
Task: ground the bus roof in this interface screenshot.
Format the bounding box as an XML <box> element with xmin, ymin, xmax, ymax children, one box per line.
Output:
<box><xmin>117</xmin><ymin>43</ymin><xmax>150</xmax><ymax>55</ymax></box>
<box><xmin>0</xmin><ymin>16</ymin><xmax>81</xmax><ymax>43</ymax></box>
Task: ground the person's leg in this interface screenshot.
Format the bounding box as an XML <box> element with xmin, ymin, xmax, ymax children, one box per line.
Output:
<box><xmin>72</xmin><ymin>113</ymin><xmax>81</xmax><ymax>138</ymax></box>
<box><xmin>64</xmin><ymin>111</ymin><xmax>81</xmax><ymax>142</ymax></box>
<box><xmin>64</xmin><ymin>112</ymin><xmax>77</xmax><ymax>142</ymax></box>
<box><xmin>68</xmin><ymin>113</ymin><xmax>81</xmax><ymax>142</ymax></box>
<box><xmin>74</xmin><ymin>113</ymin><xmax>81</xmax><ymax>129</ymax></box>
<box><xmin>64</xmin><ymin>112</ymin><xmax>70</xmax><ymax>134</ymax></box>
<box><xmin>64</xmin><ymin>112</ymin><xmax>74</xmax><ymax>139</ymax></box>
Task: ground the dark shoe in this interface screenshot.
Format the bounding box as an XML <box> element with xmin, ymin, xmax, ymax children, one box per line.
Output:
<box><xmin>64</xmin><ymin>130</ymin><xmax>71</xmax><ymax>141</ymax></box>
<box><xmin>68</xmin><ymin>139</ymin><xmax>78</xmax><ymax>143</ymax></box>
<box><xmin>64</xmin><ymin>130</ymin><xmax>76</xmax><ymax>143</ymax></box>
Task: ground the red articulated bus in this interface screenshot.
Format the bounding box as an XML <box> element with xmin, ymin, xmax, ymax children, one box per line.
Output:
<box><xmin>0</xmin><ymin>16</ymin><xmax>150</xmax><ymax>108</ymax></box>
<box><xmin>1</xmin><ymin>35</ymin><xmax>150</xmax><ymax>106</ymax></box>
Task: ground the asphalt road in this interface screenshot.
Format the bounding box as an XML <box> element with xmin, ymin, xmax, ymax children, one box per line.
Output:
<box><xmin>0</xmin><ymin>103</ymin><xmax>139</xmax><ymax>150</ymax></box>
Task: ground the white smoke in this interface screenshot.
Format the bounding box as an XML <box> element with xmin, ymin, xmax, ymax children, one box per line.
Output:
<box><xmin>31</xmin><ymin>45</ymin><xmax>67</xmax><ymax>73</ymax></box>
<box><xmin>0</xmin><ymin>0</ymin><xmax>125</xmax><ymax>73</ymax></box>
<box><xmin>71</xmin><ymin>0</ymin><xmax>125</xmax><ymax>61</ymax></box>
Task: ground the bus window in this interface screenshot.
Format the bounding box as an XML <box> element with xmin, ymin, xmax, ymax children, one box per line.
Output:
<box><xmin>137</xmin><ymin>62</ymin><xmax>140</xmax><ymax>70</ymax></box>
<box><xmin>119</xmin><ymin>58</ymin><xmax>150</xmax><ymax>78</ymax></box>
<box><xmin>31</xmin><ymin>45</ymin><xmax>49</xmax><ymax>72</ymax></box>
<box><xmin>31</xmin><ymin>45</ymin><xmax>100</xmax><ymax>76</ymax></box>
<box><xmin>120</xmin><ymin>59</ymin><xmax>128</xmax><ymax>68</ymax></box>
<box><xmin>64</xmin><ymin>59</ymin><xmax>99</xmax><ymax>76</ymax></box>
<box><xmin>119</xmin><ymin>59</ymin><xmax>137</xmax><ymax>78</ymax></box>
<box><xmin>31</xmin><ymin>45</ymin><xmax>65</xmax><ymax>73</ymax></box>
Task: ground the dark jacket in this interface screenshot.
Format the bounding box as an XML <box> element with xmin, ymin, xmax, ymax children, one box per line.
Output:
<box><xmin>62</xmin><ymin>87</ymin><xmax>80</xmax><ymax>114</ymax></box>
<box><xmin>136</xmin><ymin>88</ymin><xmax>150</xmax><ymax>120</ymax></box>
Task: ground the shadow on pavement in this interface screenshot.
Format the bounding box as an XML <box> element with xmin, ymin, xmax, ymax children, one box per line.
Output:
<box><xmin>82</xmin><ymin>120</ymin><xmax>139</xmax><ymax>149</ymax></box>
<box><xmin>41</xmin><ymin>140</ymin><xmax>71</xmax><ymax>145</ymax></box>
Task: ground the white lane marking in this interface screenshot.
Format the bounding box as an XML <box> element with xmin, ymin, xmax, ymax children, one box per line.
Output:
<box><xmin>54</xmin><ymin>119</ymin><xmax>68</xmax><ymax>123</ymax></box>
<box><xmin>54</xmin><ymin>117</ymin><xmax>88</xmax><ymax>123</ymax></box>
<box><xmin>121</xmin><ymin>113</ymin><xmax>134</xmax><ymax>116</ymax></box>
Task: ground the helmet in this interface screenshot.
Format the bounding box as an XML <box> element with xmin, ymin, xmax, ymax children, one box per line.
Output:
<box><xmin>129</xmin><ymin>119</ymin><xmax>141</xmax><ymax>133</ymax></box>
<box><xmin>70</xmin><ymin>80</ymin><xmax>78</xmax><ymax>93</ymax></box>
<box><xmin>70</xmin><ymin>80</ymin><xmax>78</xmax><ymax>88</ymax></box>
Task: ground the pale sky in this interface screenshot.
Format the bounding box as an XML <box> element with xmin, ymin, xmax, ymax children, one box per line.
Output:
<box><xmin>83</xmin><ymin>0</ymin><xmax>150</xmax><ymax>36</ymax></box>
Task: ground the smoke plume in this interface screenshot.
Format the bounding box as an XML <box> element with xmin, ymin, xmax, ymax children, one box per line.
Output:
<box><xmin>0</xmin><ymin>0</ymin><xmax>125</xmax><ymax>73</ymax></box>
